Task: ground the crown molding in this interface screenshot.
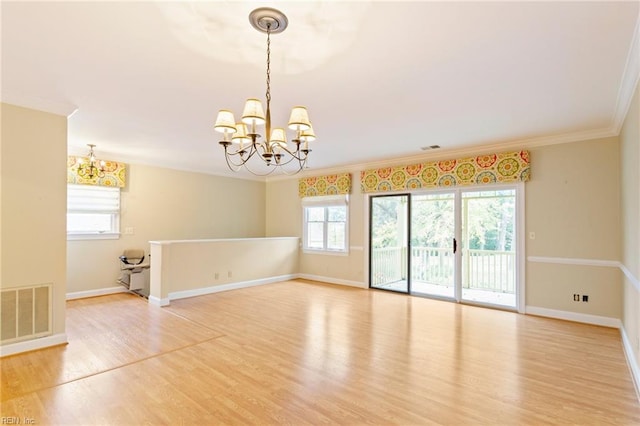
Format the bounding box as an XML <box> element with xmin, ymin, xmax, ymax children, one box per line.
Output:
<box><xmin>266</xmin><ymin>126</ymin><xmax>617</xmax><ymax>183</ymax></box>
<box><xmin>1</xmin><ymin>93</ymin><xmax>78</xmax><ymax>117</ymax></box>
<box><xmin>612</xmin><ymin>8</ymin><xmax>640</xmax><ymax>133</ymax></box>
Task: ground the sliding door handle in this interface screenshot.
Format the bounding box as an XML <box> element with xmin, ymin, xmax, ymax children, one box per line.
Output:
<box><xmin>453</xmin><ymin>238</ymin><xmax>457</xmax><ymax>254</ymax></box>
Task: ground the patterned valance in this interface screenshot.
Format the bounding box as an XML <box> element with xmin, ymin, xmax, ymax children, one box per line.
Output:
<box><xmin>67</xmin><ymin>156</ymin><xmax>127</xmax><ymax>187</ymax></box>
<box><xmin>360</xmin><ymin>150</ymin><xmax>530</xmax><ymax>193</ymax></box>
<box><xmin>298</xmin><ymin>173</ymin><xmax>351</xmax><ymax>197</ymax></box>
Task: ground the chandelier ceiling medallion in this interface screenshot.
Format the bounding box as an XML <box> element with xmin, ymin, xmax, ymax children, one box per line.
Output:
<box><xmin>214</xmin><ymin>8</ymin><xmax>315</xmax><ymax>176</ymax></box>
<box><xmin>77</xmin><ymin>144</ymin><xmax>106</xmax><ymax>179</ymax></box>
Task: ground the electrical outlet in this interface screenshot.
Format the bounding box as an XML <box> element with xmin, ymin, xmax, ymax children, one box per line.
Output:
<box><xmin>228</xmin><ymin>271</ymin><xmax>232</xmax><ymax>278</ymax></box>
<box><xmin>214</xmin><ymin>272</ymin><xmax>219</xmax><ymax>280</ymax></box>
<box><xmin>582</xmin><ymin>295</ymin><xmax>589</xmax><ymax>302</ymax></box>
<box><xmin>573</xmin><ymin>294</ymin><xmax>580</xmax><ymax>301</ymax></box>
<box><xmin>529</xmin><ymin>232</ymin><xmax>536</xmax><ymax>240</ymax></box>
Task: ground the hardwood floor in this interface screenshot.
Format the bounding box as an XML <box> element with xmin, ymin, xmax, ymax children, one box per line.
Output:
<box><xmin>1</xmin><ymin>280</ymin><xmax>638</xmax><ymax>425</ymax></box>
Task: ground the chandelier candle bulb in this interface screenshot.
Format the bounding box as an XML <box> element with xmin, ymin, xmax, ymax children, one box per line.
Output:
<box><xmin>215</xmin><ymin>7</ymin><xmax>316</xmax><ymax>176</ymax></box>
<box><xmin>232</xmin><ymin>123</ymin><xmax>250</xmax><ymax>149</ymax></box>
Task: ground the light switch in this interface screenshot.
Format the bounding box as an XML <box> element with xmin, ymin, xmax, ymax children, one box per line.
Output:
<box><xmin>124</xmin><ymin>227</ymin><xmax>134</xmax><ymax>235</ymax></box>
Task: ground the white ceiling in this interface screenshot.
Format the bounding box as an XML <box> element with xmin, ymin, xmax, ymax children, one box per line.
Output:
<box><xmin>2</xmin><ymin>1</ymin><xmax>639</xmax><ymax>179</ymax></box>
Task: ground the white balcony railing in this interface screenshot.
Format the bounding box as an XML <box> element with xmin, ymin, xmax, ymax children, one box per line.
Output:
<box><xmin>371</xmin><ymin>246</ymin><xmax>515</xmax><ymax>293</ymax></box>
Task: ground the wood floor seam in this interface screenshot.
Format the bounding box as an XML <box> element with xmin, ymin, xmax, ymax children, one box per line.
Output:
<box><xmin>0</xmin><ymin>334</ymin><xmax>226</xmax><ymax>403</ymax></box>
<box><xmin>159</xmin><ymin>304</ymin><xmax>228</xmax><ymax>335</ymax></box>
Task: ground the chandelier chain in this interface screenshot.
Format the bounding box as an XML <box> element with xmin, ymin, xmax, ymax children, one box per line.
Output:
<box><xmin>265</xmin><ymin>23</ymin><xmax>271</xmax><ymax>110</ymax></box>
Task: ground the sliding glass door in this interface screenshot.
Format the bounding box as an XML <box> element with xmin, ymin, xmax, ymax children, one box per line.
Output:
<box><xmin>369</xmin><ymin>186</ymin><xmax>520</xmax><ymax>310</ymax></box>
<box><xmin>370</xmin><ymin>194</ymin><xmax>410</xmax><ymax>293</ymax></box>
<box><xmin>461</xmin><ymin>189</ymin><xmax>517</xmax><ymax>307</ymax></box>
<box><xmin>410</xmin><ymin>192</ymin><xmax>456</xmax><ymax>299</ymax></box>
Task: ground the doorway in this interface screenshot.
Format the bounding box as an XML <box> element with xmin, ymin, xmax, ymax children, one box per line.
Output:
<box><xmin>369</xmin><ymin>186</ymin><xmax>521</xmax><ymax>310</ymax></box>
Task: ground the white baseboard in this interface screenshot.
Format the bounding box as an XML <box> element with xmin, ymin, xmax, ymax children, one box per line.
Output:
<box><xmin>297</xmin><ymin>273</ymin><xmax>366</xmax><ymax>289</ymax></box>
<box><xmin>0</xmin><ymin>333</ymin><xmax>68</xmax><ymax>357</ymax></box>
<box><xmin>66</xmin><ymin>286</ymin><xmax>128</xmax><ymax>300</ymax></box>
<box><xmin>148</xmin><ymin>295</ymin><xmax>170</xmax><ymax>307</ymax></box>
<box><xmin>166</xmin><ymin>274</ymin><xmax>298</xmax><ymax>303</ymax></box>
<box><xmin>525</xmin><ymin>305</ymin><xmax>621</xmax><ymax>328</ymax></box>
<box><xmin>620</xmin><ymin>326</ymin><xmax>640</xmax><ymax>401</ymax></box>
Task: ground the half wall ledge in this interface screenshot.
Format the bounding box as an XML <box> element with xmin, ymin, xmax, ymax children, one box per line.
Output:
<box><xmin>149</xmin><ymin>237</ymin><xmax>299</xmax><ymax>305</ymax></box>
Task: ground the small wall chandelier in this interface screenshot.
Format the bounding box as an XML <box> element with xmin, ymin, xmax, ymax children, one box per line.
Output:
<box><xmin>77</xmin><ymin>144</ymin><xmax>105</xmax><ymax>179</ymax></box>
<box><xmin>214</xmin><ymin>8</ymin><xmax>315</xmax><ymax>176</ymax></box>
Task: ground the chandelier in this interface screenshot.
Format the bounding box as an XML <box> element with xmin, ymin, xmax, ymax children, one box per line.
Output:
<box><xmin>77</xmin><ymin>144</ymin><xmax>105</xmax><ymax>179</ymax></box>
<box><xmin>214</xmin><ymin>8</ymin><xmax>315</xmax><ymax>176</ymax></box>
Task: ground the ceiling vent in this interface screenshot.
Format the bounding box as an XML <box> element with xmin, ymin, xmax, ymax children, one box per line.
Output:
<box><xmin>421</xmin><ymin>145</ymin><xmax>441</xmax><ymax>151</ymax></box>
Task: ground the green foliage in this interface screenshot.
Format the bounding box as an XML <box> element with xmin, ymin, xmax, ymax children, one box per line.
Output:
<box><xmin>411</xmin><ymin>194</ymin><xmax>454</xmax><ymax>249</ymax></box>
<box><xmin>371</xmin><ymin>190</ymin><xmax>515</xmax><ymax>252</ymax></box>
<box><xmin>371</xmin><ymin>197</ymin><xmax>406</xmax><ymax>248</ymax></box>
<box><xmin>463</xmin><ymin>192</ymin><xmax>515</xmax><ymax>251</ymax></box>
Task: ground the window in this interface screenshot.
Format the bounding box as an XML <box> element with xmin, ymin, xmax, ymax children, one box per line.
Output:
<box><xmin>302</xmin><ymin>195</ymin><xmax>348</xmax><ymax>254</ymax></box>
<box><xmin>67</xmin><ymin>184</ymin><xmax>120</xmax><ymax>240</ymax></box>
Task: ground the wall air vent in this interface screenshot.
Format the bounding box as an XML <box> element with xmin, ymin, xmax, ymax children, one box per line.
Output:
<box><xmin>421</xmin><ymin>145</ymin><xmax>441</xmax><ymax>150</ymax></box>
<box><xmin>0</xmin><ymin>284</ymin><xmax>52</xmax><ymax>344</ymax></box>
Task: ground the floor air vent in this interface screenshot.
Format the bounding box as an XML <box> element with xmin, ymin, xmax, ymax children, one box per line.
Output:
<box><xmin>0</xmin><ymin>284</ymin><xmax>52</xmax><ymax>344</ymax></box>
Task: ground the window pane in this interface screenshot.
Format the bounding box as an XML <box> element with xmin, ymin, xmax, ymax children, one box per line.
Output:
<box><xmin>327</xmin><ymin>206</ymin><xmax>346</xmax><ymax>221</ymax></box>
<box><xmin>302</xmin><ymin>196</ymin><xmax>348</xmax><ymax>253</ymax></box>
<box><xmin>307</xmin><ymin>207</ymin><xmax>325</xmax><ymax>222</ymax></box>
<box><xmin>327</xmin><ymin>223</ymin><xmax>346</xmax><ymax>250</ymax></box>
<box><xmin>307</xmin><ymin>222</ymin><xmax>324</xmax><ymax>249</ymax></box>
<box><xmin>67</xmin><ymin>213</ymin><xmax>114</xmax><ymax>233</ymax></box>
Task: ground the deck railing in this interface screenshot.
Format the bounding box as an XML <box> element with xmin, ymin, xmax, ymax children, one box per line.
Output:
<box><xmin>371</xmin><ymin>246</ymin><xmax>515</xmax><ymax>293</ymax></box>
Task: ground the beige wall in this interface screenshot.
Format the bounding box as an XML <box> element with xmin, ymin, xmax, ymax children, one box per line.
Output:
<box><xmin>266</xmin><ymin>137</ymin><xmax>623</xmax><ymax>317</ymax></box>
<box><xmin>0</xmin><ymin>106</ymin><xmax>3</xmax><ymax>292</ymax></box>
<box><xmin>526</xmin><ymin>138</ymin><xmax>621</xmax><ymax>260</ymax></box>
<box><xmin>621</xmin><ymin>86</ymin><xmax>640</xmax><ymax>282</ymax></box>
<box><xmin>1</xmin><ymin>103</ymin><xmax>67</xmax><ymax>336</ymax></box>
<box><xmin>149</xmin><ymin>237</ymin><xmax>298</xmax><ymax>302</ymax></box>
<box><xmin>266</xmin><ymin>176</ymin><xmax>366</xmax><ymax>286</ymax></box>
<box><xmin>526</xmin><ymin>137</ymin><xmax>622</xmax><ymax>317</ymax></box>
<box><xmin>67</xmin><ymin>164</ymin><xmax>266</xmax><ymax>294</ymax></box>
<box><xmin>621</xmin><ymin>84</ymin><xmax>640</xmax><ymax>365</ymax></box>
<box><xmin>527</xmin><ymin>263</ymin><xmax>621</xmax><ymax>317</ymax></box>
<box><xmin>266</xmin><ymin>178</ymin><xmax>301</xmax><ymax>238</ymax></box>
